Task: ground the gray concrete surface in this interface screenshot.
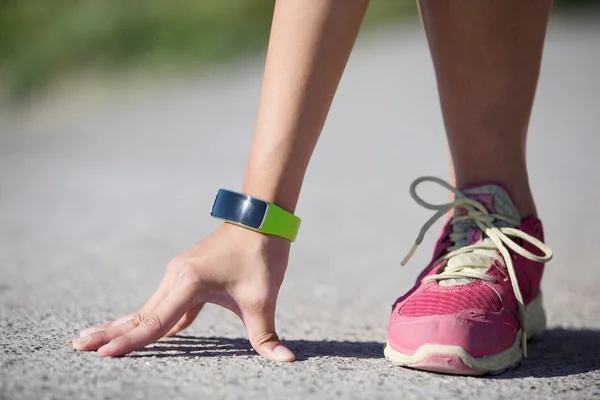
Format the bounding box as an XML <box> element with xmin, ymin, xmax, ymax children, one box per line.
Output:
<box><xmin>1</xmin><ymin>14</ymin><xmax>600</xmax><ymax>400</ymax></box>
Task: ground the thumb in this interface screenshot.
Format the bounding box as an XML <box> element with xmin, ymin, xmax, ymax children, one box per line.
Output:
<box><xmin>242</xmin><ymin>304</ymin><xmax>295</xmax><ymax>362</ymax></box>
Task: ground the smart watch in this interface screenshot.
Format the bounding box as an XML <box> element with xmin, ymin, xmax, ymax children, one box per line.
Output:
<box><xmin>210</xmin><ymin>189</ymin><xmax>301</xmax><ymax>242</ymax></box>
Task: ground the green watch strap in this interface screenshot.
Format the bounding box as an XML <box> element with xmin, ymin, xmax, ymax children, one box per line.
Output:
<box><xmin>260</xmin><ymin>202</ymin><xmax>301</xmax><ymax>242</ymax></box>
<box><xmin>210</xmin><ymin>189</ymin><xmax>301</xmax><ymax>242</ymax></box>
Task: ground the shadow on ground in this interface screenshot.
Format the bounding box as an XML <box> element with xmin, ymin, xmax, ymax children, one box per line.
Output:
<box><xmin>128</xmin><ymin>335</ymin><xmax>383</xmax><ymax>361</ymax></box>
<box><xmin>128</xmin><ymin>328</ymin><xmax>600</xmax><ymax>378</ymax></box>
<box><xmin>490</xmin><ymin>328</ymin><xmax>600</xmax><ymax>379</ymax></box>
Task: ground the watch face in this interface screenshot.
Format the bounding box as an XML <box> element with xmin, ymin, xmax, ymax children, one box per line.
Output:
<box><xmin>211</xmin><ymin>190</ymin><xmax>268</xmax><ymax>229</ymax></box>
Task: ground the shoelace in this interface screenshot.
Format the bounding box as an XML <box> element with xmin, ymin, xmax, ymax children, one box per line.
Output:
<box><xmin>400</xmin><ymin>176</ymin><xmax>553</xmax><ymax>356</ymax></box>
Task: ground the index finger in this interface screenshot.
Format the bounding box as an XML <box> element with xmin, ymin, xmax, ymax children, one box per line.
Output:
<box><xmin>97</xmin><ymin>285</ymin><xmax>197</xmax><ymax>357</ymax></box>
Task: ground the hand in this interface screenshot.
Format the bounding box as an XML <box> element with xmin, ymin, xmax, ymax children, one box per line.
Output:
<box><xmin>73</xmin><ymin>223</ymin><xmax>295</xmax><ymax>362</ymax></box>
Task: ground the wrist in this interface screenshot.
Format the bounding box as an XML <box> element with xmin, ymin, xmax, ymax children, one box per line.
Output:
<box><xmin>217</xmin><ymin>222</ymin><xmax>291</xmax><ymax>253</ymax></box>
<box><xmin>210</xmin><ymin>189</ymin><xmax>301</xmax><ymax>242</ymax></box>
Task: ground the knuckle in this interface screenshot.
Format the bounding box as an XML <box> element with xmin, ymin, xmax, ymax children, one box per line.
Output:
<box><xmin>250</xmin><ymin>331</ymin><xmax>279</xmax><ymax>347</ymax></box>
<box><xmin>130</xmin><ymin>312</ymin><xmax>144</xmax><ymax>326</ymax></box>
<box><xmin>141</xmin><ymin>314</ymin><xmax>163</xmax><ymax>331</ymax></box>
<box><xmin>166</xmin><ymin>254</ymin><xmax>186</xmax><ymax>273</ymax></box>
<box><xmin>125</xmin><ymin>318</ymin><xmax>140</xmax><ymax>330</ymax></box>
<box><xmin>174</xmin><ymin>261</ymin><xmax>202</xmax><ymax>287</ymax></box>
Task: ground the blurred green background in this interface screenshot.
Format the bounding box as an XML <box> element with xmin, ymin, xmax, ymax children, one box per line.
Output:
<box><xmin>0</xmin><ymin>0</ymin><xmax>596</xmax><ymax>100</ymax></box>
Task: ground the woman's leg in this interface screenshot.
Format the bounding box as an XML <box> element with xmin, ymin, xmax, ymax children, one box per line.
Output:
<box><xmin>386</xmin><ymin>1</ymin><xmax>553</xmax><ymax>375</ymax></box>
<box><xmin>420</xmin><ymin>0</ymin><xmax>552</xmax><ymax>217</ymax></box>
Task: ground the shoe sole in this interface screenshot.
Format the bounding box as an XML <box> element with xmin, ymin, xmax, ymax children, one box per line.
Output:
<box><xmin>384</xmin><ymin>293</ymin><xmax>546</xmax><ymax>376</ymax></box>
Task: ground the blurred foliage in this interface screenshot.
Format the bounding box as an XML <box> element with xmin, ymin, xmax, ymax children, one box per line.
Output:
<box><xmin>0</xmin><ymin>0</ymin><xmax>415</xmax><ymax>99</ymax></box>
<box><xmin>0</xmin><ymin>0</ymin><xmax>596</xmax><ymax>100</ymax></box>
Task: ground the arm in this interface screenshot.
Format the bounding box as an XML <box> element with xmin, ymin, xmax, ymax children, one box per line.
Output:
<box><xmin>73</xmin><ymin>0</ymin><xmax>369</xmax><ymax>362</ymax></box>
<box><xmin>243</xmin><ymin>0</ymin><xmax>370</xmax><ymax>213</ymax></box>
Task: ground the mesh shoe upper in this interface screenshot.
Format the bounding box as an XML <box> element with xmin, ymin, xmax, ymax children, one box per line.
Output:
<box><xmin>388</xmin><ymin>177</ymin><xmax>553</xmax><ymax>358</ymax></box>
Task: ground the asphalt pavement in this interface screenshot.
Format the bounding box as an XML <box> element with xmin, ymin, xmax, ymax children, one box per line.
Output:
<box><xmin>1</xmin><ymin>14</ymin><xmax>600</xmax><ymax>400</ymax></box>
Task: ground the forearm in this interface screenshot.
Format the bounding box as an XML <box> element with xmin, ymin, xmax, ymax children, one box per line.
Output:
<box><xmin>242</xmin><ymin>0</ymin><xmax>369</xmax><ymax>213</ymax></box>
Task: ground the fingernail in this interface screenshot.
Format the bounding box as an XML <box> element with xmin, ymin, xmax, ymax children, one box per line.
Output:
<box><xmin>79</xmin><ymin>328</ymin><xmax>95</xmax><ymax>337</ymax></box>
<box><xmin>273</xmin><ymin>345</ymin><xmax>295</xmax><ymax>362</ymax></box>
<box><xmin>73</xmin><ymin>335</ymin><xmax>90</xmax><ymax>349</ymax></box>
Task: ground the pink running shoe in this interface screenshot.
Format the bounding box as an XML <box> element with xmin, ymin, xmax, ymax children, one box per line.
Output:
<box><xmin>385</xmin><ymin>177</ymin><xmax>553</xmax><ymax>375</ymax></box>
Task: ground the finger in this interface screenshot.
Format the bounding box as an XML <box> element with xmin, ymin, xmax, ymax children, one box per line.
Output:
<box><xmin>73</xmin><ymin>319</ymin><xmax>140</xmax><ymax>351</ymax></box>
<box><xmin>97</xmin><ymin>286</ymin><xmax>196</xmax><ymax>357</ymax></box>
<box><xmin>79</xmin><ymin>314</ymin><xmax>138</xmax><ymax>337</ymax></box>
<box><xmin>164</xmin><ymin>303</ymin><xmax>204</xmax><ymax>337</ymax></box>
<box><xmin>79</xmin><ymin>273</ymin><xmax>174</xmax><ymax>337</ymax></box>
<box><xmin>136</xmin><ymin>267</ymin><xmax>181</xmax><ymax>319</ymax></box>
<box><xmin>242</xmin><ymin>304</ymin><xmax>295</xmax><ymax>362</ymax></box>
<box><xmin>79</xmin><ymin>322</ymin><xmax>112</xmax><ymax>338</ymax></box>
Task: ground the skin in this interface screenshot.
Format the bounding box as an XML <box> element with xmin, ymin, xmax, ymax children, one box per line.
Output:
<box><xmin>419</xmin><ymin>0</ymin><xmax>552</xmax><ymax>217</ymax></box>
<box><xmin>74</xmin><ymin>0</ymin><xmax>552</xmax><ymax>362</ymax></box>
<box><xmin>73</xmin><ymin>0</ymin><xmax>371</xmax><ymax>362</ymax></box>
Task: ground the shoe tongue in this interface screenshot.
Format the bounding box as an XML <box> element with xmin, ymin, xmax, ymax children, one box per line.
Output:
<box><xmin>454</xmin><ymin>184</ymin><xmax>521</xmax><ymax>223</ymax></box>
<box><xmin>439</xmin><ymin>184</ymin><xmax>521</xmax><ymax>287</ymax></box>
